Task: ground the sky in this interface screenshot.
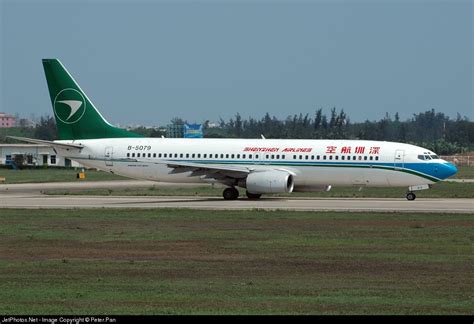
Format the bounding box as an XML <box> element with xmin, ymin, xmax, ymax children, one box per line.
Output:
<box><xmin>1</xmin><ymin>0</ymin><xmax>472</xmax><ymax>127</ymax></box>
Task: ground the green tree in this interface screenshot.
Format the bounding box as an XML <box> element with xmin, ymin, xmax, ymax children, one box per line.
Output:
<box><xmin>34</xmin><ymin>116</ymin><xmax>57</xmax><ymax>140</ymax></box>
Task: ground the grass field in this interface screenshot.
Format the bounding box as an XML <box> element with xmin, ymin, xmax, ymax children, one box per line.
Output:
<box><xmin>0</xmin><ymin>167</ymin><xmax>125</xmax><ymax>183</ymax></box>
<box><xmin>0</xmin><ymin>166</ymin><xmax>473</xmax><ymax>184</ymax></box>
<box><xmin>0</xmin><ymin>209</ymin><xmax>472</xmax><ymax>315</ymax></box>
<box><xmin>46</xmin><ymin>181</ymin><xmax>474</xmax><ymax>199</ymax></box>
<box><xmin>452</xmin><ymin>166</ymin><xmax>474</xmax><ymax>179</ymax></box>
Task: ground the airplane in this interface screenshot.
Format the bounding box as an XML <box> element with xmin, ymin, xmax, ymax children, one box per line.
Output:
<box><xmin>11</xmin><ymin>59</ymin><xmax>458</xmax><ymax>201</ymax></box>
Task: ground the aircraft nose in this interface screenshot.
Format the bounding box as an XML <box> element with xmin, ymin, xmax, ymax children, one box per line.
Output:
<box><xmin>441</xmin><ymin>162</ymin><xmax>458</xmax><ymax>179</ymax></box>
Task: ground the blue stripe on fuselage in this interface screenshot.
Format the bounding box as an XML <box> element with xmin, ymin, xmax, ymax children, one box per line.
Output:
<box><xmin>162</xmin><ymin>159</ymin><xmax>456</xmax><ymax>181</ymax></box>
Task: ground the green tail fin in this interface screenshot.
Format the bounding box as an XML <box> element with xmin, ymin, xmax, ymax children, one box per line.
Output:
<box><xmin>42</xmin><ymin>59</ymin><xmax>142</xmax><ymax>140</ymax></box>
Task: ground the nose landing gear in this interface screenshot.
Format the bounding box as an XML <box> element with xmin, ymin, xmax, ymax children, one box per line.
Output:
<box><xmin>406</xmin><ymin>192</ymin><xmax>416</xmax><ymax>201</ymax></box>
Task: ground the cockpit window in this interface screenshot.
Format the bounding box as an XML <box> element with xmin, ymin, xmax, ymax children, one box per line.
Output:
<box><xmin>418</xmin><ymin>154</ymin><xmax>435</xmax><ymax>160</ymax></box>
<box><xmin>418</xmin><ymin>154</ymin><xmax>439</xmax><ymax>160</ymax></box>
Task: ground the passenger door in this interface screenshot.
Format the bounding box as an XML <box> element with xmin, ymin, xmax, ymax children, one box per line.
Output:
<box><xmin>394</xmin><ymin>149</ymin><xmax>404</xmax><ymax>169</ymax></box>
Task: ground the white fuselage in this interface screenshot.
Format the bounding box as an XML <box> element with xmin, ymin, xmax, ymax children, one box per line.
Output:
<box><xmin>55</xmin><ymin>138</ymin><xmax>455</xmax><ymax>190</ymax></box>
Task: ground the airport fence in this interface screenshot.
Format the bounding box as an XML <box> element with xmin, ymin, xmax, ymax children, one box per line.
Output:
<box><xmin>441</xmin><ymin>155</ymin><xmax>473</xmax><ymax>167</ymax></box>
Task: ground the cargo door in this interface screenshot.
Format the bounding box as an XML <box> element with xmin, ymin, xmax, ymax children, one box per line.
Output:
<box><xmin>105</xmin><ymin>146</ymin><xmax>114</xmax><ymax>167</ymax></box>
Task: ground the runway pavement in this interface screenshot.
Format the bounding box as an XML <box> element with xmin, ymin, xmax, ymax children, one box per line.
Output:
<box><xmin>0</xmin><ymin>193</ymin><xmax>472</xmax><ymax>213</ymax></box>
<box><xmin>0</xmin><ymin>180</ymin><xmax>472</xmax><ymax>213</ymax></box>
<box><xmin>0</xmin><ymin>180</ymin><xmax>202</xmax><ymax>194</ymax></box>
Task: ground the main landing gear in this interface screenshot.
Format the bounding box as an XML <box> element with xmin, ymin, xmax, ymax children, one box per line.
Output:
<box><xmin>223</xmin><ymin>187</ymin><xmax>239</xmax><ymax>200</ymax></box>
<box><xmin>406</xmin><ymin>192</ymin><xmax>416</xmax><ymax>201</ymax></box>
<box><xmin>222</xmin><ymin>188</ymin><xmax>263</xmax><ymax>200</ymax></box>
<box><xmin>246</xmin><ymin>191</ymin><xmax>262</xmax><ymax>200</ymax></box>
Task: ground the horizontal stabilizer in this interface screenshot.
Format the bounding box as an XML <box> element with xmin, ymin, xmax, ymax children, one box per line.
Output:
<box><xmin>7</xmin><ymin>136</ymin><xmax>84</xmax><ymax>149</ymax></box>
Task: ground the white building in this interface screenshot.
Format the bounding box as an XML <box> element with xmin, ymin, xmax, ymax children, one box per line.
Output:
<box><xmin>0</xmin><ymin>144</ymin><xmax>83</xmax><ymax>168</ymax></box>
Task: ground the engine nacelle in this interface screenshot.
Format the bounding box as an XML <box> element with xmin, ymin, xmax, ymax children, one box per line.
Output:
<box><xmin>245</xmin><ymin>170</ymin><xmax>295</xmax><ymax>194</ymax></box>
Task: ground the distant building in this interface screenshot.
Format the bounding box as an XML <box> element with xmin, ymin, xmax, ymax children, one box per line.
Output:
<box><xmin>165</xmin><ymin>124</ymin><xmax>204</xmax><ymax>138</ymax></box>
<box><xmin>0</xmin><ymin>112</ymin><xmax>16</xmax><ymax>128</ymax></box>
<box><xmin>184</xmin><ymin>124</ymin><xmax>203</xmax><ymax>138</ymax></box>
<box><xmin>0</xmin><ymin>144</ymin><xmax>83</xmax><ymax>168</ymax></box>
<box><xmin>166</xmin><ymin>124</ymin><xmax>184</xmax><ymax>138</ymax></box>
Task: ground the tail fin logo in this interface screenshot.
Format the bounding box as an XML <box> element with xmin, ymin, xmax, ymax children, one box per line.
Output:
<box><xmin>53</xmin><ymin>88</ymin><xmax>86</xmax><ymax>124</ymax></box>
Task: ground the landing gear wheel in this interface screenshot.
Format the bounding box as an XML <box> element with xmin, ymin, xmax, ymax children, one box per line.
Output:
<box><xmin>246</xmin><ymin>191</ymin><xmax>262</xmax><ymax>200</ymax></box>
<box><xmin>406</xmin><ymin>192</ymin><xmax>416</xmax><ymax>201</ymax></box>
<box><xmin>223</xmin><ymin>187</ymin><xmax>239</xmax><ymax>200</ymax></box>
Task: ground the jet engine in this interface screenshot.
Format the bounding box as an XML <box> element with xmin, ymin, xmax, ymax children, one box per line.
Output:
<box><xmin>244</xmin><ymin>170</ymin><xmax>295</xmax><ymax>194</ymax></box>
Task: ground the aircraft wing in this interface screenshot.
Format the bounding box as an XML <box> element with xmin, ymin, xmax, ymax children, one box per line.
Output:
<box><xmin>156</xmin><ymin>160</ymin><xmax>251</xmax><ymax>182</ymax></box>
<box><xmin>7</xmin><ymin>136</ymin><xmax>84</xmax><ymax>150</ymax></box>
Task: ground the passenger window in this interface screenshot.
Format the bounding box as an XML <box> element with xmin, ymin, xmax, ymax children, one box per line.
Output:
<box><xmin>317</xmin><ymin>155</ymin><xmax>320</xmax><ymax>160</ymax></box>
<box><xmin>186</xmin><ymin>154</ymin><xmax>189</xmax><ymax>158</ymax></box>
<box><xmin>153</xmin><ymin>153</ymin><xmax>156</xmax><ymax>158</ymax></box>
<box><xmin>132</xmin><ymin>153</ymin><xmax>135</xmax><ymax>158</ymax></box>
<box><xmin>335</xmin><ymin>156</ymin><xmax>339</xmax><ymax>160</ymax></box>
<box><xmin>293</xmin><ymin>155</ymin><xmax>297</xmax><ymax>159</ymax></box>
<box><xmin>192</xmin><ymin>154</ymin><xmax>195</xmax><ymax>158</ymax></box>
<box><xmin>370</xmin><ymin>156</ymin><xmax>373</xmax><ymax>161</ymax></box>
<box><xmin>305</xmin><ymin>155</ymin><xmax>308</xmax><ymax>160</ymax></box>
<box><xmin>375</xmin><ymin>156</ymin><xmax>379</xmax><ymax>161</ymax></box>
<box><xmin>148</xmin><ymin>153</ymin><xmax>151</xmax><ymax>158</ymax></box>
<box><xmin>237</xmin><ymin>154</ymin><xmax>240</xmax><ymax>159</ymax></box>
<box><xmin>127</xmin><ymin>153</ymin><xmax>130</xmax><ymax>158</ymax></box>
<box><xmin>180</xmin><ymin>153</ymin><xmax>183</xmax><ymax>158</ymax></box>
<box><xmin>197</xmin><ymin>154</ymin><xmax>201</xmax><ymax>158</ymax></box>
<box><xmin>203</xmin><ymin>154</ymin><xmax>207</xmax><ymax>158</ymax></box>
<box><xmin>249</xmin><ymin>154</ymin><xmax>252</xmax><ymax>159</ymax></box>
<box><xmin>353</xmin><ymin>156</ymin><xmax>356</xmax><ymax>160</ymax></box>
<box><xmin>158</xmin><ymin>153</ymin><xmax>162</xmax><ymax>158</ymax></box>
<box><xmin>220</xmin><ymin>154</ymin><xmax>224</xmax><ymax>158</ymax></box>
<box><xmin>255</xmin><ymin>154</ymin><xmax>259</xmax><ymax>159</ymax></box>
<box><xmin>226</xmin><ymin>154</ymin><xmax>229</xmax><ymax>158</ymax></box>
<box><xmin>282</xmin><ymin>155</ymin><xmax>285</xmax><ymax>160</ymax></box>
<box><xmin>242</xmin><ymin>154</ymin><xmax>246</xmax><ymax>159</ymax></box>
<box><xmin>174</xmin><ymin>153</ymin><xmax>177</xmax><ymax>158</ymax></box>
<box><xmin>341</xmin><ymin>156</ymin><xmax>345</xmax><ymax>160</ymax></box>
<box><xmin>163</xmin><ymin>154</ymin><xmax>166</xmax><ymax>158</ymax></box>
<box><xmin>231</xmin><ymin>154</ymin><xmax>235</xmax><ymax>159</ymax></box>
<box><xmin>323</xmin><ymin>156</ymin><xmax>326</xmax><ymax>160</ymax></box>
<box><xmin>364</xmin><ymin>156</ymin><xmax>367</xmax><ymax>160</ymax></box>
<box><xmin>329</xmin><ymin>156</ymin><xmax>333</xmax><ymax>160</ymax></box>
<box><xmin>299</xmin><ymin>155</ymin><xmax>303</xmax><ymax>160</ymax></box>
<box><xmin>358</xmin><ymin>156</ymin><xmax>362</xmax><ymax>160</ymax></box>
<box><xmin>209</xmin><ymin>154</ymin><xmax>213</xmax><ymax>158</ymax></box>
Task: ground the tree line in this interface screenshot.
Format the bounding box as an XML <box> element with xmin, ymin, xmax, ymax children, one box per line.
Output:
<box><xmin>203</xmin><ymin>108</ymin><xmax>473</xmax><ymax>155</ymax></box>
<box><xmin>1</xmin><ymin>109</ymin><xmax>472</xmax><ymax>155</ymax></box>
